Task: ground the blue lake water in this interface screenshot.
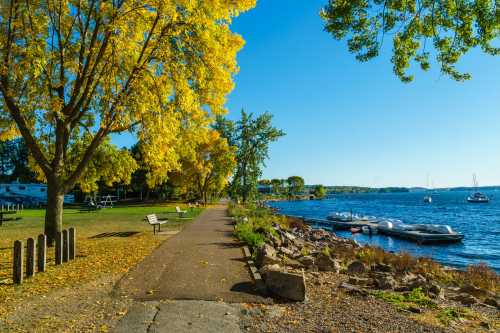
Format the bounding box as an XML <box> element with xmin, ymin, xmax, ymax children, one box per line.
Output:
<box><xmin>268</xmin><ymin>191</ymin><xmax>500</xmax><ymax>272</ymax></box>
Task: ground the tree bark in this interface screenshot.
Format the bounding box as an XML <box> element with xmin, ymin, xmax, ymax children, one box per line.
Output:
<box><xmin>45</xmin><ymin>178</ymin><xmax>65</xmax><ymax>246</ymax></box>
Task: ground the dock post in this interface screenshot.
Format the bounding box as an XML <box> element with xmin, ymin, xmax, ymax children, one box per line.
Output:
<box><xmin>37</xmin><ymin>234</ymin><xmax>47</xmax><ymax>272</ymax></box>
<box><xmin>26</xmin><ymin>238</ymin><xmax>36</xmax><ymax>278</ymax></box>
<box><xmin>68</xmin><ymin>228</ymin><xmax>76</xmax><ymax>260</ymax></box>
<box><xmin>62</xmin><ymin>230</ymin><xmax>69</xmax><ymax>262</ymax></box>
<box><xmin>13</xmin><ymin>240</ymin><xmax>23</xmax><ymax>284</ymax></box>
<box><xmin>55</xmin><ymin>232</ymin><xmax>63</xmax><ymax>265</ymax></box>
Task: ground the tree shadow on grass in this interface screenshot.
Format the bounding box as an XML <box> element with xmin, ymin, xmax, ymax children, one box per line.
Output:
<box><xmin>89</xmin><ymin>231</ymin><xmax>140</xmax><ymax>239</ymax></box>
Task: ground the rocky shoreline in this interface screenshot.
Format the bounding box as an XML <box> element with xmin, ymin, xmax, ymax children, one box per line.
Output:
<box><xmin>236</xmin><ymin>212</ymin><xmax>499</xmax><ymax>332</ymax></box>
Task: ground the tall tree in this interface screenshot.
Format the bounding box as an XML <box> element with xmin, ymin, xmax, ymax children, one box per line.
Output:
<box><xmin>321</xmin><ymin>1</ymin><xmax>499</xmax><ymax>82</ymax></box>
<box><xmin>0</xmin><ymin>1</ymin><xmax>255</xmax><ymax>241</ymax></box>
<box><xmin>175</xmin><ymin>130</ymin><xmax>236</xmax><ymax>205</ymax></box>
<box><xmin>216</xmin><ymin>110</ymin><xmax>285</xmax><ymax>202</ymax></box>
<box><xmin>287</xmin><ymin>176</ymin><xmax>305</xmax><ymax>196</ymax></box>
<box><xmin>271</xmin><ymin>178</ymin><xmax>283</xmax><ymax>195</ymax></box>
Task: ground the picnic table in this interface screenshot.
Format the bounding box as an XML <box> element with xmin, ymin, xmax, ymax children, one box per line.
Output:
<box><xmin>0</xmin><ymin>210</ymin><xmax>18</xmax><ymax>226</ymax></box>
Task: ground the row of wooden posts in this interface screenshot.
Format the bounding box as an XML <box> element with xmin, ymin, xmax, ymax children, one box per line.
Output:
<box><xmin>13</xmin><ymin>228</ymin><xmax>76</xmax><ymax>284</ymax></box>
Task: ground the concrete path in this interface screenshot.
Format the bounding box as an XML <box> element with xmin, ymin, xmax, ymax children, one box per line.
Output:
<box><xmin>113</xmin><ymin>300</ymin><xmax>244</xmax><ymax>333</ymax></box>
<box><xmin>113</xmin><ymin>206</ymin><xmax>271</xmax><ymax>332</ymax></box>
<box><xmin>116</xmin><ymin>205</ymin><xmax>267</xmax><ymax>303</ymax></box>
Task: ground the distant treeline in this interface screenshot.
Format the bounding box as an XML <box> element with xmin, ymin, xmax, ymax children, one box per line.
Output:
<box><xmin>321</xmin><ymin>186</ymin><xmax>409</xmax><ymax>194</ymax></box>
<box><xmin>450</xmin><ymin>186</ymin><xmax>500</xmax><ymax>192</ymax></box>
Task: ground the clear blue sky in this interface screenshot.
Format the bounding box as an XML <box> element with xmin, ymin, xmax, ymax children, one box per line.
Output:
<box><xmin>114</xmin><ymin>0</ymin><xmax>500</xmax><ymax>188</ymax></box>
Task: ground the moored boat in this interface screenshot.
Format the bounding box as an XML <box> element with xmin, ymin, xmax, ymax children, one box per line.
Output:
<box><xmin>377</xmin><ymin>220</ymin><xmax>464</xmax><ymax>244</ymax></box>
<box><xmin>467</xmin><ymin>174</ymin><xmax>489</xmax><ymax>203</ymax></box>
<box><xmin>327</xmin><ymin>212</ymin><xmax>355</xmax><ymax>222</ymax></box>
<box><xmin>467</xmin><ymin>192</ymin><xmax>489</xmax><ymax>203</ymax></box>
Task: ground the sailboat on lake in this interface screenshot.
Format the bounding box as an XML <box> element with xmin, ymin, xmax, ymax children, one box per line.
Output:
<box><xmin>467</xmin><ymin>174</ymin><xmax>489</xmax><ymax>203</ymax></box>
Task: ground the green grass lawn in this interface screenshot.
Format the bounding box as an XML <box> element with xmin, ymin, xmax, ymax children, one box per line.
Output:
<box><xmin>0</xmin><ymin>203</ymin><xmax>204</xmax><ymax>331</ymax></box>
<box><xmin>0</xmin><ymin>204</ymin><xmax>202</xmax><ymax>248</ymax></box>
<box><xmin>0</xmin><ymin>203</ymin><xmax>203</xmax><ymax>286</ymax></box>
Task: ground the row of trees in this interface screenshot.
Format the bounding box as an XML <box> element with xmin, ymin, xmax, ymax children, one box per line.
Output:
<box><xmin>259</xmin><ymin>177</ymin><xmax>305</xmax><ymax>196</ymax></box>
<box><xmin>259</xmin><ymin>178</ymin><xmax>327</xmax><ymax>199</ymax></box>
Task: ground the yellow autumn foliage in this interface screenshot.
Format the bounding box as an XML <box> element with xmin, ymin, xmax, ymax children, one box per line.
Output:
<box><xmin>0</xmin><ymin>0</ymin><xmax>255</xmax><ymax>198</ymax></box>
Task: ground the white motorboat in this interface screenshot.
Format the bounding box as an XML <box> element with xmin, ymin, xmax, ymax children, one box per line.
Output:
<box><xmin>377</xmin><ymin>220</ymin><xmax>464</xmax><ymax>244</ymax></box>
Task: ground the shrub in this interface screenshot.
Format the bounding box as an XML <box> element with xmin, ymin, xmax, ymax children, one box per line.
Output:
<box><xmin>234</xmin><ymin>222</ymin><xmax>265</xmax><ymax>249</ymax></box>
<box><xmin>436</xmin><ymin>307</ymin><xmax>473</xmax><ymax>325</ymax></box>
<box><xmin>321</xmin><ymin>246</ymin><xmax>331</xmax><ymax>257</ymax></box>
<box><xmin>371</xmin><ymin>288</ymin><xmax>436</xmax><ymax>310</ymax></box>
<box><xmin>456</xmin><ymin>262</ymin><xmax>500</xmax><ymax>292</ymax></box>
<box><xmin>389</xmin><ymin>252</ymin><xmax>417</xmax><ymax>272</ymax></box>
<box><xmin>415</xmin><ymin>257</ymin><xmax>454</xmax><ymax>284</ymax></box>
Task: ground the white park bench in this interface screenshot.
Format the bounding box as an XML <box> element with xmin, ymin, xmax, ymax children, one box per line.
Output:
<box><xmin>146</xmin><ymin>214</ymin><xmax>168</xmax><ymax>234</ymax></box>
<box><xmin>175</xmin><ymin>206</ymin><xmax>187</xmax><ymax>218</ymax></box>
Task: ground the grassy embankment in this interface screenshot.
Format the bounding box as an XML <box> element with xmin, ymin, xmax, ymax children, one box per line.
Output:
<box><xmin>0</xmin><ymin>204</ymin><xmax>202</xmax><ymax>312</ymax></box>
<box><xmin>230</xmin><ymin>202</ymin><xmax>499</xmax><ymax>329</ymax></box>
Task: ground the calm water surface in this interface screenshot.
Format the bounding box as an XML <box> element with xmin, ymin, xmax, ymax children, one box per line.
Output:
<box><xmin>268</xmin><ymin>191</ymin><xmax>500</xmax><ymax>272</ymax></box>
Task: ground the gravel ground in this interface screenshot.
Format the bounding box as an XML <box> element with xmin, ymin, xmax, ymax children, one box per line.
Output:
<box><xmin>240</xmin><ymin>272</ymin><xmax>446</xmax><ymax>333</ymax></box>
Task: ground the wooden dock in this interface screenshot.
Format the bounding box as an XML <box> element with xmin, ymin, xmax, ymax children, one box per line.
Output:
<box><xmin>287</xmin><ymin>216</ymin><xmax>464</xmax><ymax>244</ymax></box>
<box><xmin>304</xmin><ymin>217</ymin><xmax>378</xmax><ymax>230</ymax></box>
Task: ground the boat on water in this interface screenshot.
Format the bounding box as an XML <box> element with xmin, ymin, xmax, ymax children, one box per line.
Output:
<box><xmin>327</xmin><ymin>211</ymin><xmax>377</xmax><ymax>223</ymax></box>
<box><xmin>377</xmin><ymin>220</ymin><xmax>464</xmax><ymax>244</ymax></box>
<box><xmin>467</xmin><ymin>192</ymin><xmax>489</xmax><ymax>203</ymax></box>
<box><xmin>327</xmin><ymin>212</ymin><xmax>355</xmax><ymax>222</ymax></box>
<box><xmin>467</xmin><ymin>174</ymin><xmax>489</xmax><ymax>203</ymax></box>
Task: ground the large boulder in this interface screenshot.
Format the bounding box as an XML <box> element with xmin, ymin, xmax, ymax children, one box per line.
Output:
<box><xmin>428</xmin><ymin>283</ymin><xmax>445</xmax><ymax>300</ymax></box>
<box><xmin>451</xmin><ymin>293</ymin><xmax>478</xmax><ymax>306</ymax></box>
<box><xmin>484</xmin><ymin>297</ymin><xmax>499</xmax><ymax>309</ymax></box>
<box><xmin>348</xmin><ymin>276</ymin><xmax>374</xmax><ymax>286</ymax></box>
<box><xmin>283</xmin><ymin>258</ymin><xmax>304</xmax><ymax>269</ymax></box>
<box><xmin>399</xmin><ymin>273</ymin><xmax>427</xmax><ymax>291</ymax></box>
<box><xmin>298</xmin><ymin>256</ymin><xmax>315</xmax><ymax>268</ymax></box>
<box><xmin>347</xmin><ymin>261</ymin><xmax>367</xmax><ymax>275</ymax></box>
<box><xmin>265</xmin><ymin>270</ymin><xmax>306</xmax><ymax>301</ymax></box>
<box><xmin>339</xmin><ymin>282</ymin><xmax>368</xmax><ymax>296</ymax></box>
<box><xmin>373</xmin><ymin>263</ymin><xmax>394</xmax><ymax>273</ymax></box>
<box><xmin>255</xmin><ymin>244</ymin><xmax>280</xmax><ymax>268</ymax></box>
<box><xmin>316</xmin><ymin>253</ymin><xmax>340</xmax><ymax>272</ymax></box>
<box><xmin>269</xmin><ymin>234</ymin><xmax>282</xmax><ymax>248</ymax></box>
<box><xmin>375</xmin><ymin>274</ymin><xmax>398</xmax><ymax>290</ymax></box>
<box><xmin>311</xmin><ymin>229</ymin><xmax>329</xmax><ymax>241</ymax></box>
<box><xmin>459</xmin><ymin>284</ymin><xmax>493</xmax><ymax>299</ymax></box>
<box><xmin>259</xmin><ymin>264</ymin><xmax>282</xmax><ymax>279</ymax></box>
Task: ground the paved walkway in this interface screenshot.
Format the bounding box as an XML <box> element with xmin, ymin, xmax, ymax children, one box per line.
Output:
<box><xmin>115</xmin><ymin>205</ymin><xmax>267</xmax><ymax>303</ymax></box>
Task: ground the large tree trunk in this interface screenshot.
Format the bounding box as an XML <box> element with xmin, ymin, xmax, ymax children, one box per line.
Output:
<box><xmin>45</xmin><ymin>178</ymin><xmax>65</xmax><ymax>246</ymax></box>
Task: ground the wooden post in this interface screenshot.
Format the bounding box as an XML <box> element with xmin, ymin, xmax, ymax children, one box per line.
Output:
<box><xmin>37</xmin><ymin>234</ymin><xmax>47</xmax><ymax>272</ymax></box>
<box><xmin>26</xmin><ymin>238</ymin><xmax>36</xmax><ymax>277</ymax></box>
<box><xmin>62</xmin><ymin>230</ymin><xmax>69</xmax><ymax>263</ymax></box>
<box><xmin>13</xmin><ymin>240</ymin><xmax>23</xmax><ymax>284</ymax></box>
<box><xmin>69</xmin><ymin>228</ymin><xmax>76</xmax><ymax>260</ymax></box>
<box><xmin>55</xmin><ymin>232</ymin><xmax>63</xmax><ymax>265</ymax></box>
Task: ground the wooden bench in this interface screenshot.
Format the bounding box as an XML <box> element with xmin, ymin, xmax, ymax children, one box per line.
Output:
<box><xmin>146</xmin><ymin>214</ymin><xmax>168</xmax><ymax>234</ymax></box>
<box><xmin>0</xmin><ymin>211</ymin><xmax>18</xmax><ymax>226</ymax></box>
<box><xmin>175</xmin><ymin>206</ymin><xmax>187</xmax><ymax>218</ymax></box>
